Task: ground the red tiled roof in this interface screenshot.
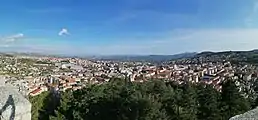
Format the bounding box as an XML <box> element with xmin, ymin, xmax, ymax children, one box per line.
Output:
<box><xmin>68</xmin><ymin>78</ymin><xmax>76</xmax><ymax>83</ymax></box>
<box><xmin>31</xmin><ymin>88</ymin><xmax>42</xmax><ymax>94</ymax></box>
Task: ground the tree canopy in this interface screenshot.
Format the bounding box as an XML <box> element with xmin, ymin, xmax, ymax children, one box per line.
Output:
<box><xmin>31</xmin><ymin>78</ymin><xmax>255</xmax><ymax>120</ymax></box>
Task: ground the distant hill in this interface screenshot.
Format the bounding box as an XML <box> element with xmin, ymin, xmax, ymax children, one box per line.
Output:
<box><xmin>0</xmin><ymin>51</ymin><xmax>198</xmax><ymax>62</ymax></box>
<box><xmin>196</xmin><ymin>50</ymin><xmax>258</xmax><ymax>57</ymax></box>
<box><xmin>92</xmin><ymin>52</ymin><xmax>197</xmax><ymax>62</ymax></box>
<box><xmin>2</xmin><ymin>49</ymin><xmax>258</xmax><ymax>63</ymax></box>
<box><xmin>188</xmin><ymin>49</ymin><xmax>258</xmax><ymax>65</ymax></box>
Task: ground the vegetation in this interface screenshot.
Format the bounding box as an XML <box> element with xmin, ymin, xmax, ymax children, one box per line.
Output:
<box><xmin>29</xmin><ymin>78</ymin><xmax>258</xmax><ymax>120</ymax></box>
<box><xmin>172</xmin><ymin>50</ymin><xmax>258</xmax><ymax>66</ymax></box>
<box><xmin>29</xmin><ymin>91</ymin><xmax>50</xmax><ymax>120</ymax></box>
<box><xmin>18</xmin><ymin>58</ymin><xmax>36</xmax><ymax>65</ymax></box>
<box><xmin>29</xmin><ymin>91</ymin><xmax>59</xmax><ymax>120</ymax></box>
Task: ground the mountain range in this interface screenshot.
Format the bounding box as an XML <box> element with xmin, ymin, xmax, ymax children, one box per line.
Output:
<box><xmin>2</xmin><ymin>49</ymin><xmax>258</xmax><ymax>62</ymax></box>
<box><xmin>90</xmin><ymin>52</ymin><xmax>197</xmax><ymax>62</ymax></box>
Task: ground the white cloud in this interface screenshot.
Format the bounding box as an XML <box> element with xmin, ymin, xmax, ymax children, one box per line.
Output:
<box><xmin>245</xmin><ymin>1</ymin><xmax>258</xmax><ymax>26</ymax></box>
<box><xmin>1</xmin><ymin>29</ymin><xmax>258</xmax><ymax>55</ymax></box>
<box><xmin>58</xmin><ymin>28</ymin><xmax>69</xmax><ymax>36</ymax></box>
<box><xmin>0</xmin><ymin>33</ymin><xmax>24</xmax><ymax>43</ymax></box>
<box><xmin>80</xmin><ymin>29</ymin><xmax>258</xmax><ymax>55</ymax></box>
<box><xmin>0</xmin><ymin>45</ymin><xmax>10</xmax><ymax>48</ymax></box>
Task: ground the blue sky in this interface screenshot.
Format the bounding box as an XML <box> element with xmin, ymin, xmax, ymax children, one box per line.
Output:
<box><xmin>1</xmin><ymin>0</ymin><xmax>258</xmax><ymax>55</ymax></box>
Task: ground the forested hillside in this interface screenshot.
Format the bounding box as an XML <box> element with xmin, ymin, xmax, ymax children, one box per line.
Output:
<box><xmin>31</xmin><ymin>78</ymin><xmax>258</xmax><ymax>120</ymax></box>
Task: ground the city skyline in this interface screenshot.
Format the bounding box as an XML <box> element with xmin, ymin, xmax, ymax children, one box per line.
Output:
<box><xmin>1</xmin><ymin>0</ymin><xmax>258</xmax><ymax>55</ymax></box>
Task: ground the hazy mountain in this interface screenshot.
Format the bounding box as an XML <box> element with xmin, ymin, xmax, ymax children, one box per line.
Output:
<box><xmin>92</xmin><ymin>52</ymin><xmax>197</xmax><ymax>62</ymax></box>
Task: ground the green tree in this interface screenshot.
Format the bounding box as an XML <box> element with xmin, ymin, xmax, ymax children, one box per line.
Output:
<box><xmin>162</xmin><ymin>85</ymin><xmax>183</xmax><ymax>120</ymax></box>
<box><xmin>220</xmin><ymin>79</ymin><xmax>251</xmax><ymax>119</ymax></box>
<box><xmin>197</xmin><ymin>84</ymin><xmax>221</xmax><ymax>120</ymax></box>
<box><xmin>45</xmin><ymin>79</ymin><xmax>254</xmax><ymax>120</ymax></box>
<box><xmin>29</xmin><ymin>91</ymin><xmax>50</xmax><ymax>120</ymax></box>
<box><xmin>180</xmin><ymin>82</ymin><xmax>198</xmax><ymax>120</ymax></box>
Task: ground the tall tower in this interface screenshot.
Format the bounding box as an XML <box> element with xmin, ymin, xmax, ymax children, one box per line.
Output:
<box><xmin>15</xmin><ymin>58</ymin><xmax>18</xmax><ymax>67</ymax></box>
<box><xmin>174</xmin><ymin>64</ymin><xmax>178</xmax><ymax>70</ymax></box>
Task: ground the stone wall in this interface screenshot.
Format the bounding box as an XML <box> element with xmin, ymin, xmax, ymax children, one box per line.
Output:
<box><xmin>230</xmin><ymin>107</ymin><xmax>258</xmax><ymax>120</ymax></box>
<box><xmin>0</xmin><ymin>84</ymin><xmax>31</xmax><ymax>120</ymax></box>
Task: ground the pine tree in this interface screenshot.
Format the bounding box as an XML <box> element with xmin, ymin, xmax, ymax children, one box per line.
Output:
<box><xmin>162</xmin><ymin>86</ymin><xmax>183</xmax><ymax>120</ymax></box>
<box><xmin>197</xmin><ymin>84</ymin><xmax>220</xmax><ymax>120</ymax></box>
<box><xmin>180</xmin><ymin>82</ymin><xmax>198</xmax><ymax>120</ymax></box>
<box><xmin>220</xmin><ymin>79</ymin><xmax>251</xmax><ymax>119</ymax></box>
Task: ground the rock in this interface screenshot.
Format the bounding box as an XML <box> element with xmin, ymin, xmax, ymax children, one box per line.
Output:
<box><xmin>230</xmin><ymin>107</ymin><xmax>258</xmax><ymax>120</ymax></box>
<box><xmin>0</xmin><ymin>84</ymin><xmax>31</xmax><ymax>120</ymax></box>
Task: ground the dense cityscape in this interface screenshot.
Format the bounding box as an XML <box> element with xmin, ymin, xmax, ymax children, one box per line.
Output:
<box><xmin>2</xmin><ymin>0</ymin><xmax>258</xmax><ymax>120</ymax></box>
<box><xmin>0</xmin><ymin>50</ymin><xmax>258</xmax><ymax>119</ymax></box>
<box><xmin>1</xmin><ymin>53</ymin><xmax>256</xmax><ymax>97</ymax></box>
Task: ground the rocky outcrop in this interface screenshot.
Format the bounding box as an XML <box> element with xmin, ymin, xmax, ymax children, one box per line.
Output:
<box><xmin>230</xmin><ymin>107</ymin><xmax>258</xmax><ymax>120</ymax></box>
<box><xmin>0</xmin><ymin>81</ymin><xmax>31</xmax><ymax>120</ymax></box>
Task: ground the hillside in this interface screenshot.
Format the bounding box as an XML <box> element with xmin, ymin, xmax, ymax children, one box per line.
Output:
<box><xmin>171</xmin><ymin>50</ymin><xmax>258</xmax><ymax>65</ymax></box>
<box><xmin>92</xmin><ymin>52</ymin><xmax>197</xmax><ymax>62</ymax></box>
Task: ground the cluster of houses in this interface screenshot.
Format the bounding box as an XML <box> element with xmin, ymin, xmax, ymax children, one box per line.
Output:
<box><xmin>1</xmin><ymin>55</ymin><xmax>257</xmax><ymax>97</ymax></box>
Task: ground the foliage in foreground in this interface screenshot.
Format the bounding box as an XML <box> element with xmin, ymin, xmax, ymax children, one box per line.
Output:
<box><xmin>29</xmin><ymin>91</ymin><xmax>59</xmax><ymax>120</ymax></box>
<box><xmin>32</xmin><ymin>79</ymin><xmax>257</xmax><ymax>120</ymax></box>
<box><xmin>29</xmin><ymin>91</ymin><xmax>50</xmax><ymax>120</ymax></box>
